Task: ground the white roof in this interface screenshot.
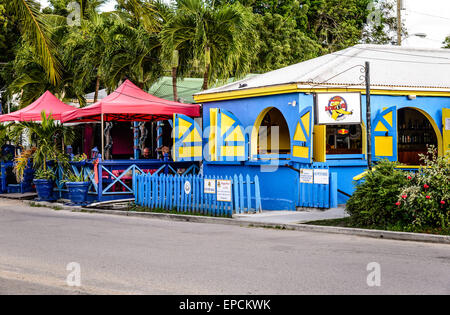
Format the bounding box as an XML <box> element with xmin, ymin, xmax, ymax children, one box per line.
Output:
<box><xmin>196</xmin><ymin>44</ymin><xmax>450</xmax><ymax>96</ymax></box>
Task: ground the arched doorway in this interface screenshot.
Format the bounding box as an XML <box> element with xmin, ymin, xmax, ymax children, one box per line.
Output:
<box><xmin>252</xmin><ymin>107</ymin><xmax>291</xmax><ymax>159</ymax></box>
<box><xmin>397</xmin><ymin>107</ymin><xmax>438</xmax><ymax>165</ymax></box>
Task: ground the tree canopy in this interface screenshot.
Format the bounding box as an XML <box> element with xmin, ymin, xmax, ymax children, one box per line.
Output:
<box><xmin>0</xmin><ymin>0</ymin><xmax>405</xmax><ymax>109</ymax></box>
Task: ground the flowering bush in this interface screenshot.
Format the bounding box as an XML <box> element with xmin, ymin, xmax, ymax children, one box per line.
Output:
<box><xmin>396</xmin><ymin>147</ymin><xmax>449</xmax><ymax>228</ymax></box>
<box><xmin>346</xmin><ymin>159</ymin><xmax>408</xmax><ymax>227</ymax></box>
<box><xmin>346</xmin><ymin>146</ymin><xmax>449</xmax><ymax>231</ymax></box>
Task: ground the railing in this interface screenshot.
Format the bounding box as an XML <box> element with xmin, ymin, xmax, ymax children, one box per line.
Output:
<box><xmin>134</xmin><ymin>173</ymin><xmax>262</xmax><ymax>217</ymax></box>
<box><xmin>0</xmin><ymin>161</ymin><xmax>34</xmax><ymax>194</ymax></box>
<box><xmin>53</xmin><ymin>159</ymin><xmax>200</xmax><ymax>202</ymax></box>
<box><xmin>353</xmin><ymin>165</ymin><xmax>421</xmax><ymax>182</ymax></box>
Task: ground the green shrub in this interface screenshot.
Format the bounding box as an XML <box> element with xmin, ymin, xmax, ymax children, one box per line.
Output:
<box><xmin>397</xmin><ymin>147</ymin><xmax>449</xmax><ymax>229</ymax></box>
<box><xmin>346</xmin><ymin>159</ymin><xmax>408</xmax><ymax>227</ymax></box>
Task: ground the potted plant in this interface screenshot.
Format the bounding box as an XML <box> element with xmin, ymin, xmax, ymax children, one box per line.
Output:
<box><xmin>63</xmin><ymin>158</ymin><xmax>91</xmax><ymax>205</ymax></box>
<box><xmin>33</xmin><ymin>168</ymin><xmax>57</xmax><ymax>201</ymax></box>
<box><xmin>10</xmin><ymin>111</ymin><xmax>75</xmax><ymax>201</ymax></box>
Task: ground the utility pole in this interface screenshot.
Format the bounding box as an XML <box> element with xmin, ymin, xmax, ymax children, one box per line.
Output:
<box><xmin>365</xmin><ymin>62</ymin><xmax>372</xmax><ymax>170</ymax></box>
<box><xmin>397</xmin><ymin>0</ymin><xmax>402</xmax><ymax>46</ymax></box>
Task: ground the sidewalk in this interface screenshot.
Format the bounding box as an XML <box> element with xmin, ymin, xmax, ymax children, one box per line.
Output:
<box><xmin>233</xmin><ymin>207</ymin><xmax>349</xmax><ymax>224</ymax></box>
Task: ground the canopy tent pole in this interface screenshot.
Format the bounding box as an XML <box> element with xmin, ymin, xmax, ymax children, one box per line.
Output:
<box><xmin>101</xmin><ymin>112</ymin><xmax>104</xmax><ymax>159</ymax></box>
<box><xmin>133</xmin><ymin>121</ymin><xmax>139</xmax><ymax>159</ymax></box>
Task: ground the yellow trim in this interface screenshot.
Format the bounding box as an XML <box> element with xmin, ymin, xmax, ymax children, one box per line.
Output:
<box><xmin>209</xmin><ymin>108</ymin><xmax>218</xmax><ymax>161</ymax></box>
<box><xmin>353</xmin><ymin>165</ymin><xmax>427</xmax><ymax>181</ymax></box>
<box><xmin>442</xmin><ymin>108</ymin><xmax>450</xmax><ymax>154</ymax></box>
<box><xmin>293</xmin><ymin>146</ymin><xmax>309</xmax><ymax>159</ymax></box>
<box><xmin>194</xmin><ymin>84</ymin><xmax>450</xmax><ymax>103</ymax></box>
<box><xmin>353</xmin><ymin>170</ymin><xmax>370</xmax><ymax>181</ymax></box>
<box><xmin>313</xmin><ymin>125</ymin><xmax>326</xmax><ymax>162</ymax></box>
<box><xmin>374</xmin><ymin>136</ymin><xmax>393</xmax><ymax>157</ymax></box>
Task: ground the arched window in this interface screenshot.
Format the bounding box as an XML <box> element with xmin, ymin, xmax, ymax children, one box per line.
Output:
<box><xmin>252</xmin><ymin>107</ymin><xmax>291</xmax><ymax>159</ymax></box>
<box><xmin>397</xmin><ymin>108</ymin><xmax>438</xmax><ymax>165</ymax></box>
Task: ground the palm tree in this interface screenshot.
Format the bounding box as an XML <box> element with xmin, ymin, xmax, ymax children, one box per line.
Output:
<box><xmin>160</xmin><ymin>0</ymin><xmax>259</xmax><ymax>90</ymax></box>
<box><xmin>101</xmin><ymin>5</ymin><xmax>165</xmax><ymax>91</ymax></box>
<box><xmin>63</xmin><ymin>11</ymin><xmax>111</xmax><ymax>105</ymax></box>
<box><xmin>4</xmin><ymin>0</ymin><xmax>62</xmax><ymax>85</ymax></box>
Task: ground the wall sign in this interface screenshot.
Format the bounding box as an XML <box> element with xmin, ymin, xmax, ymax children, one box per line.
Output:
<box><xmin>313</xmin><ymin>169</ymin><xmax>329</xmax><ymax>185</ymax></box>
<box><xmin>315</xmin><ymin>93</ymin><xmax>362</xmax><ymax>125</ymax></box>
<box><xmin>300</xmin><ymin>169</ymin><xmax>314</xmax><ymax>184</ymax></box>
<box><xmin>184</xmin><ymin>181</ymin><xmax>191</xmax><ymax>194</ymax></box>
<box><xmin>204</xmin><ymin>179</ymin><xmax>216</xmax><ymax>194</ymax></box>
<box><xmin>217</xmin><ymin>180</ymin><xmax>232</xmax><ymax>202</ymax></box>
<box><xmin>445</xmin><ymin>118</ymin><xmax>450</xmax><ymax>131</ymax></box>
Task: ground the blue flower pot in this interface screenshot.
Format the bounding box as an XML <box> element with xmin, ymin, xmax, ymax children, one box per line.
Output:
<box><xmin>66</xmin><ymin>182</ymin><xmax>90</xmax><ymax>205</ymax></box>
<box><xmin>33</xmin><ymin>179</ymin><xmax>55</xmax><ymax>201</ymax></box>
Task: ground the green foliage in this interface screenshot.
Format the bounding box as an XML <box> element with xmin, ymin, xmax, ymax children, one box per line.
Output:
<box><xmin>72</xmin><ymin>153</ymin><xmax>88</xmax><ymax>162</ymax></box>
<box><xmin>251</xmin><ymin>13</ymin><xmax>322</xmax><ymax>72</ymax></box>
<box><xmin>347</xmin><ymin>148</ymin><xmax>450</xmax><ymax>231</ymax></box>
<box><xmin>346</xmin><ymin>159</ymin><xmax>408</xmax><ymax>227</ymax></box>
<box><xmin>62</xmin><ymin>170</ymin><xmax>90</xmax><ymax>183</ymax></box>
<box><xmin>397</xmin><ymin>147</ymin><xmax>449</xmax><ymax>229</ymax></box>
<box><xmin>13</xmin><ymin>148</ymin><xmax>36</xmax><ymax>182</ymax></box>
<box><xmin>360</xmin><ymin>0</ymin><xmax>407</xmax><ymax>45</ymax></box>
<box><xmin>10</xmin><ymin>111</ymin><xmax>75</xmax><ymax>181</ymax></box>
<box><xmin>34</xmin><ymin>167</ymin><xmax>56</xmax><ymax>180</ymax></box>
<box><xmin>160</xmin><ymin>0</ymin><xmax>259</xmax><ymax>89</ymax></box>
<box><xmin>443</xmin><ymin>36</ymin><xmax>450</xmax><ymax>49</ymax></box>
<box><xmin>4</xmin><ymin>0</ymin><xmax>62</xmax><ymax>84</ymax></box>
<box><xmin>1</xmin><ymin>0</ymin><xmax>404</xmax><ymax>105</ymax></box>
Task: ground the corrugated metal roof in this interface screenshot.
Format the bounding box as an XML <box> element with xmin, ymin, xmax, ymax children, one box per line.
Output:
<box><xmin>196</xmin><ymin>44</ymin><xmax>450</xmax><ymax>96</ymax></box>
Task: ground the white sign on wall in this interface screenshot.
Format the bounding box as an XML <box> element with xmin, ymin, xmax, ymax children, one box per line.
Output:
<box><xmin>445</xmin><ymin>118</ymin><xmax>450</xmax><ymax>131</ymax></box>
<box><xmin>204</xmin><ymin>179</ymin><xmax>216</xmax><ymax>194</ymax></box>
<box><xmin>313</xmin><ymin>169</ymin><xmax>329</xmax><ymax>185</ymax></box>
<box><xmin>315</xmin><ymin>93</ymin><xmax>362</xmax><ymax>125</ymax></box>
<box><xmin>300</xmin><ymin>169</ymin><xmax>314</xmax><ymax>184</ymax></box>
<box><xmin>217</xmin><ymin>180</ymin><xmax>232</xmax><ymax>202</ymax></box>
<box><xmin>184</xmin><ymin>181</ymin><xmax>191</xmax><ymax>194</ymax></box>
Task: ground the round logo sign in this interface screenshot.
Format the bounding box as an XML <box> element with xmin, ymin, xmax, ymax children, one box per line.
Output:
<box><xmin>184</xmin><ymin>181</ymin><xmax>191</xmax><ymax>194</ymax></box>
<box><xmin>325</xmin><ymin>96</ymin><xmax>353</xmax><ymax>121</ymax></box>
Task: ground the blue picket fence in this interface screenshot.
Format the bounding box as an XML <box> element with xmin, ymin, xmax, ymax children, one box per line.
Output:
<box><xmin>298</xmin><ymin>164</ymin><xmax>338</xmax><ymax>209</ymax></box>
<box><xmin>134</xmin><ymin>173</ymin><xmax>262</xmax><ymax>217</ymax></box>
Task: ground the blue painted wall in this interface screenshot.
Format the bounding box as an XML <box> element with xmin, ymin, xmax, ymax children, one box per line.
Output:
<box><xmin>201</xmin><ymin>92</ymin><xmax>450</xmax><ymax>210</ymax></box>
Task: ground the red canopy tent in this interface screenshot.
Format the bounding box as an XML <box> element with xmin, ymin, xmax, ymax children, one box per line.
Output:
<box><xmin>61</xmin><ymin>80</ymin><xmax>200</xmax><ymax>123</ymax></box>
<box><xmin>61</xmin><ymin>79</ymin><xmax>201</xmax><ymax>159</ymax></box>
<box><xmin>0</xmin><ymin>91</ymin><xmax>76</xmax><ymax>122</ymax></box>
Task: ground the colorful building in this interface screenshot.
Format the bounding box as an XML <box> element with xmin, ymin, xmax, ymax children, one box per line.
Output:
<box><xmin>184</xmin><ymin>44</ymin><xmax>450</xmax><ymax>210</ymax></box>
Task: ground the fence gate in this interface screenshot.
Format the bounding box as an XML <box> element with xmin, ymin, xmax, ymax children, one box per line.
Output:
<box><xmin>297</xmin><ymin>164</ymin><xmax>338</xmax><ymax>209</ymax></box>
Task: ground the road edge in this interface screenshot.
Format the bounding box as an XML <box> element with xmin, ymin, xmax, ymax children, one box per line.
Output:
<box><xmin>20</xmin><ymin>199</ymin><xmax>450</xmax><ymax>245</ymax></box>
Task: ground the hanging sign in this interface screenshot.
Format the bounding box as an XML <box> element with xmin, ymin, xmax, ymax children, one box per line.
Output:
<box><xmin>300</xmin><ymin>169</ymin><xmax>314</xmax><ymax>184</ymax></box>
<box><xmin>217</xmin><ymin>179</ymin><xmax>232</xmax><ymax>202</ymax></box>
<box><xmin>313</xmin><ymin>169</ymin><xmax>329</xmax><ymax>185</ymax></box>
<box><xmin>315</xmin><ymin>93</ymin><xmax>362</xmax><ymax>125</ymax></box>
<box><xmin>204</xmin><ymin>179</ymin><xmax>216</xmax><ymax>194</ymax></box>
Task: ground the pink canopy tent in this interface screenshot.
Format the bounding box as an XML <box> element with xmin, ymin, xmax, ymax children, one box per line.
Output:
<box><xmin>61</xmin><ymin>79</ymin><xmax>201</xmax><ymax>159</ymax></box>
<box><xmin>0</xmin><ymin>91</ymin><xmax>76</xmax><ymax>122</ymax></box>
<box><xmin>61</xmin><ymin>80</ymin><xmax>200</xmax><ymax>123</ymax></box>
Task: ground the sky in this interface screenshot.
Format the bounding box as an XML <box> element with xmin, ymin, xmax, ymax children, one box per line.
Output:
<box><xmin>38</xmin><ymin>0</ymin><xmax>450</xmax><ymax>48</ymax></box>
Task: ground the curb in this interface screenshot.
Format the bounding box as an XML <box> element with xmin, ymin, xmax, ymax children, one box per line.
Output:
<box><xmin>21</xmin><ymin>199</ymin><xmax>450</xmax><ymax>245</ymax></box>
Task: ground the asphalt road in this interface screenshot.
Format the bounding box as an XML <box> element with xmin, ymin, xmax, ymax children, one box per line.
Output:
<box><xmin>0</xmin><ymin>198</ymin><xmax>449</xmax><ymax>295</ymax></box>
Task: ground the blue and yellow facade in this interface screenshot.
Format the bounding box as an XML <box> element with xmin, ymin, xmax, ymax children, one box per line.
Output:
<box><xmin>172</xmin><ymin>83</ymin><xmax>449</xmax><ymax>210</ymax></box>
<box><xmin>171</xmin><ymin>45</ymin><xmax>450</xmax><ymax>210</ymax></box>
